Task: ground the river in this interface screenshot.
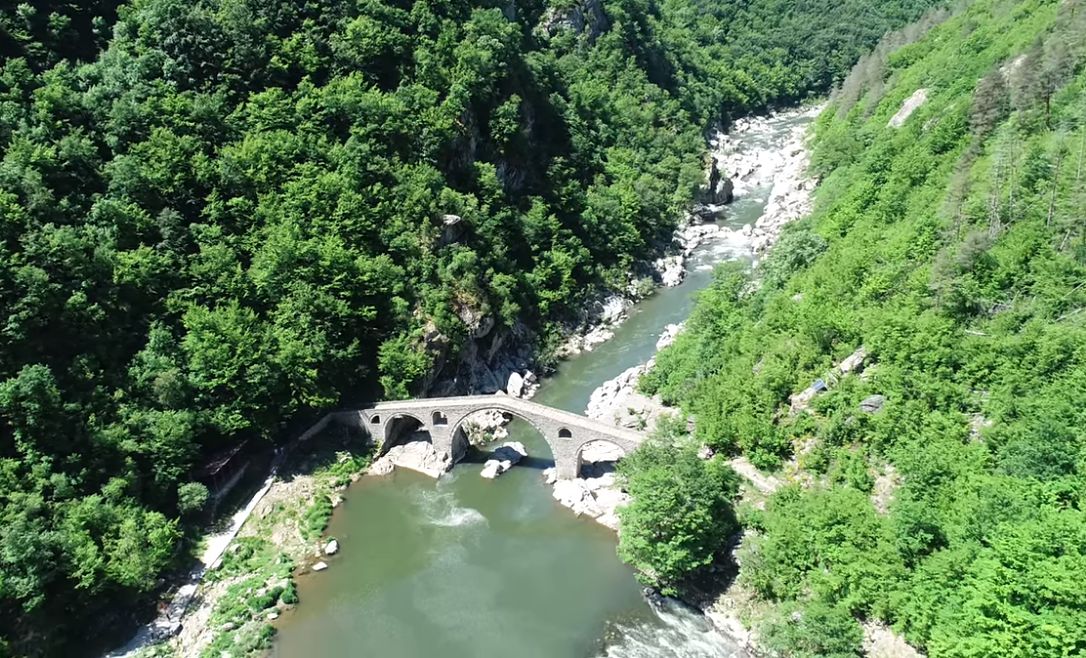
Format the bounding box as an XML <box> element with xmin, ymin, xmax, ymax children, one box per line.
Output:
<box><xmin>270</xmin><ymin>109</ymin><xmax>814</xmax><ymax>658</ymax></box>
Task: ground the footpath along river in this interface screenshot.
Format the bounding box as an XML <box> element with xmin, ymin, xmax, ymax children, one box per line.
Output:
<box><xmin>270</xmin><ymin>108</ymin><xmax>816</xmax><ymax>658</ymax></box>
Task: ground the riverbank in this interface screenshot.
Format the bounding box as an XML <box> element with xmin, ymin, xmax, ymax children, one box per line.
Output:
<box><xmin>114</xmin><ymin>425</ymin><xmax>374</xmax><ymax>658</ymax></box>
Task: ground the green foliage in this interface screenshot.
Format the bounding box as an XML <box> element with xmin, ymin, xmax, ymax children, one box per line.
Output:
<box><xmin>0</xmin><ymin>0</ymin><xmax>942</xmax><ymax>652</ymax></box>
<box><xmin>301</xmin><ymin>496</ymin><xmax>334</xmax><ymax>541</ymax></box>
<box><xmin>201</xmin><ymin>536</ymin><xmax>294</xmax><ymax>658</ymax></box>
<box><xmin>176</xmin><ymin>482</ymin><xmax>209</xmax><ymax>516</ymax></box>
<box><xmin>646</xmin><ymin>1</ymin><xmax>1086</xmax><ymax>654</ymax></box>
<box><xmin>617</xmin><ymin>438</ymin><xmax>740</xmax><ymax>594</ymax></box>
<box><xmin>760</xmin><ymin>600</ymin><xmax>864</xmax><ymax>658</ymax></box>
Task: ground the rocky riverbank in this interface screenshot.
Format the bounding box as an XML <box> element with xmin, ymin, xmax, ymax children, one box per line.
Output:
<box><xmin>561</xmin><ymin>104</ymin><xmax>826</xmax><ymax>655</ymax></box>
<box><xmin>111</xmin><ymin>425</ymin><xmax>374</xmax><ymax>658</ymax></box>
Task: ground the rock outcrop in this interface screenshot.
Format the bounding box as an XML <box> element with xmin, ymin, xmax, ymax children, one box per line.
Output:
<box><xmin>585</xmin><ymin>363</ymin><xmax>673</xmax><ymax>433</ymax></box>
<box><xmin>557</xmin><ymin>294</ymin><xmax>632</xmax><ymax>357</ymax></box>
<box><xmin>536</xmin><ymin>0</ymin><xmax>609</xmax><ymax>41</ymax></box>
<box><xmin>887</xmin><ymin>88</ymin><xmax>928</xmax><ymax>128</ymax></box>
<box><xmin>480</xmin><ymin>442</ymin><xmax>527</xmax><ymax>479</ymax></box>
<box><xmin>706</xmin><ymin>105</ymin><xmax>824</xmax><ymax>256</ymax></box>
<box><xmin>368</xmin><ymin>438</ymin><xmax>452</xmax><ymax>479</ymax></box>
<box><xmin>655</xmin><ymin>255</ymin><xmax>686</xmax><ymax>287</ymax></box>
<box><xmin>460</xmin><ymin>408</ymin><xmax>511</xmax><ymax>445</ymax></box>
<box><xmin>550</xmin><ymin>469</ymin><xmax>629</xmax><ymax>531</ymax></box>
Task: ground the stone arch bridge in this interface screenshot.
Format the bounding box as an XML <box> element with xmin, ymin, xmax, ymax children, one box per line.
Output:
<box><xmin>343</xmin><ymin>396</ymin><xmax>645</xmax><ymax>479</ymax></box>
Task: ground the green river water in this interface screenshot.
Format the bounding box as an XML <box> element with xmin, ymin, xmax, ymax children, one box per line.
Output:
<box><xmin>271</xmin><ymin>110</ymin><xmax>812</xmax><ymax>658</ymax></box>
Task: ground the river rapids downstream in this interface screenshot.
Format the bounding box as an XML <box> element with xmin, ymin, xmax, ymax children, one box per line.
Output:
<box><xmin>270</xmin><ymin>107</ymin><xmax>817</xmax><ymax>658</ymax></box>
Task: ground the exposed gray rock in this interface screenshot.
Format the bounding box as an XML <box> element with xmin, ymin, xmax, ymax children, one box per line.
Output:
<box><xmin>536</xmin><ymin>0</ymin><xmax>609</xmax><ymax>41</ymax></box>
<box><xmin>710</xmin><ymin>104</ymin><xmax>824</xmax><ymax>256</ymax></box>
<box><xmin>369</xmin><ymin>439</ymin><xmax>452</xmax><ymax>479</ymax></box>
<box><xmin>860</xmin><ymin>395</ymin><xmax>886</xmax><ymax>413</ymax></box>
<box><xmin>699</xmin><ymin>158</ymin><xmax>735</xmax><ymax>206</ymax></box>
<box><xmin>480</xmin><ymin>441</ymin><xmax>527</xmax><ymax>479</ymax></box>
<box><xmin>311</xmin><ymin>561</ymin><xmax>328</xmax><ymax>572</ymax></box>
<box><xmin>655</xmin><ymin>255</ymin><xmax>686</xmax><ymax>287</ymax></box>
<box><xmin>837</xmin><ymin>347</ymin><xmax>868</xmax><ymax>375</ymax></box>
<box><xmin>506</xmin><ymin>371</ymin><xmax>525</xmax><ymax>397</ymax></box>
<box><xmin>585</xmin><ymin>363</ymin><xmax>673</xmax><ymax>433</ymax></box>
<box><xmin>552</xmin><ymin>479</ymin><xmax>602</xmax><ymax>518</ymax></box>
<box><xmin>323</xmin><ymin>539</ymin><xmax>339</xmax><ymax>556</ymax></box>
<box><xmin>656</xmin><ymin>323</ymin><xmax>684</xmax><ymax>350</ymax></box>
<box><xmin>789</xmin><ymin>379</ymin><xmax>828</xmax><ymax>415</ymax></box>
<box><xmin>461</xmin><ymin>408</ymin><xmax>510</xmax><ymax>445</ymax></box>
<box><xmin>690</xmin><ymin>203</ymin><xmax>722</xmax><ymax>222</ymax></box>
<box><xmin>888</xmin><ymin>88</ymin><xmax>928</xmax><ymax>128</ymax></box>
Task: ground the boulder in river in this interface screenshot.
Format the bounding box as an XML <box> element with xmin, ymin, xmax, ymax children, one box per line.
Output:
<box><xmin>323</xmin><ymin>539</ymin><xmax>339</xmax><ymax>556</ymax></box>
<box><xmin>654</xmin><ymin>255</ymin><xmax>685</xmax><ymax>287</ymax></box>
<box><xmin>506</xmin><ymin>371</ymin><xmax>525</xmax><ymax>397</ymax></box>
<box><xmin>481</xmin><ymin>442</ymin><xmax>528</xmax><ymax>479</ymax></box>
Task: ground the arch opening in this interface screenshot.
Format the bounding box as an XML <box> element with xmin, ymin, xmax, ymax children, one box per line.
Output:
<box><xmin>575</xmin><ymin>439</ymin><xmax>627</xmax><ymax>479</ymax></box>
<box><xmin>370</xmin><ymin>414</ymin><xmax>381</xmax><ymax>424</ymax></box>
<box><xmin>450</xmin><ymin>407</ymin><xmax>555</xmax><ymax>474</ymax></box>
<box><xmin>432</xmin><ymin>410</ymin><xmax>449</xmax><ymax>426</ymax></box>
<box><xmin>380</xmin><ymin>413</ymin><xmax>429</xmax><ymax>456</ymax></box>
<box><xmin>558</xmin><ymin>427</ymin><xmax>573</xmax><ymax>439</ymax></box>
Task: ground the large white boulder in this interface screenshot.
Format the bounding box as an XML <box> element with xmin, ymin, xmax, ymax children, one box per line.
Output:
<box><xmin>480</xmin><ymin>442</ymin><xmax>527</xmax><ymax>479</ymax></box>
<box><xmin>552</xmin><ymin>479</ymin><xmax>601</xmax><ymax>518</ymax></box>
<box><xmin>506</xmin><ymin>371</ymin><xmax>525</xmax><ymax>397</ymax></box>
<box><xmin>655</xmin><ymin>255</ymin><xmax>686</xmax><ymax>287</ymax></box>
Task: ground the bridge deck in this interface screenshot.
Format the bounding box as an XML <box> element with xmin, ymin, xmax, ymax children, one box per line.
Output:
<box><xmin>369</xmin><ymin>395</ymin><xmax>644</xmax><ymax>443</ymax></box>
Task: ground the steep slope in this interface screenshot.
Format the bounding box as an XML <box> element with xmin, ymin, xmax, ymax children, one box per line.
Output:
<box><xmin>641</xmin><ymin>0</ymin><xmax>1086</xmax><ymax>655</ymax></box>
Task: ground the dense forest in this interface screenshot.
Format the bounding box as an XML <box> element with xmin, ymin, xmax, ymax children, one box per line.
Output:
<box><xmin>631</xmin><ymin>0</ymin><xmax>1086</xmax><ymax>655</ymax></box>
<box><xmin>0</xmin><ymin>0</ymin><xmax>944</xmax><ymax>654</ymax></box>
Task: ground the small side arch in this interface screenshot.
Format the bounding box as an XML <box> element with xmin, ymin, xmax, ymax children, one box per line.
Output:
<box><xmin>432</xmin><ymin>411</ymin><xmax>449</xmax><ymax>426</ymax></box>
<box><xmin>574</xmin><ymin>438</ymin><xmax>628</xmax><ymax>478</ymax></box>
<box><xmin>380</xmin><ymin>412</ymin><xmax>428</xmax><ymax>454</ymax></box>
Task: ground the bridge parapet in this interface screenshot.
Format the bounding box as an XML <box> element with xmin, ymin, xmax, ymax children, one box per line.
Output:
<box><xmin>343</xmin><ymin>395</ymin><xmax>644</xmax><ymax>479</ymax></box>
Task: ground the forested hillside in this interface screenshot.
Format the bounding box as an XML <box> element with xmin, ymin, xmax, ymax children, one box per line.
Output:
<box><xmin>639</xmin><ymin>0</ymin><xmax>1086</xmax><ymax>655</ymax></box>
<box><xmin>0</xmin><ymin>0</ymin><xmax>944</xmax><ymax>654</ymax></box>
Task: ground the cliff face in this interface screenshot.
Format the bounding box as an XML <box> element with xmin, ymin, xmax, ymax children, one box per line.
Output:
<box><xmin>536</xmin><ymin>0</ymin><xmax>610</xmax><ymax>42</ymax></box>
